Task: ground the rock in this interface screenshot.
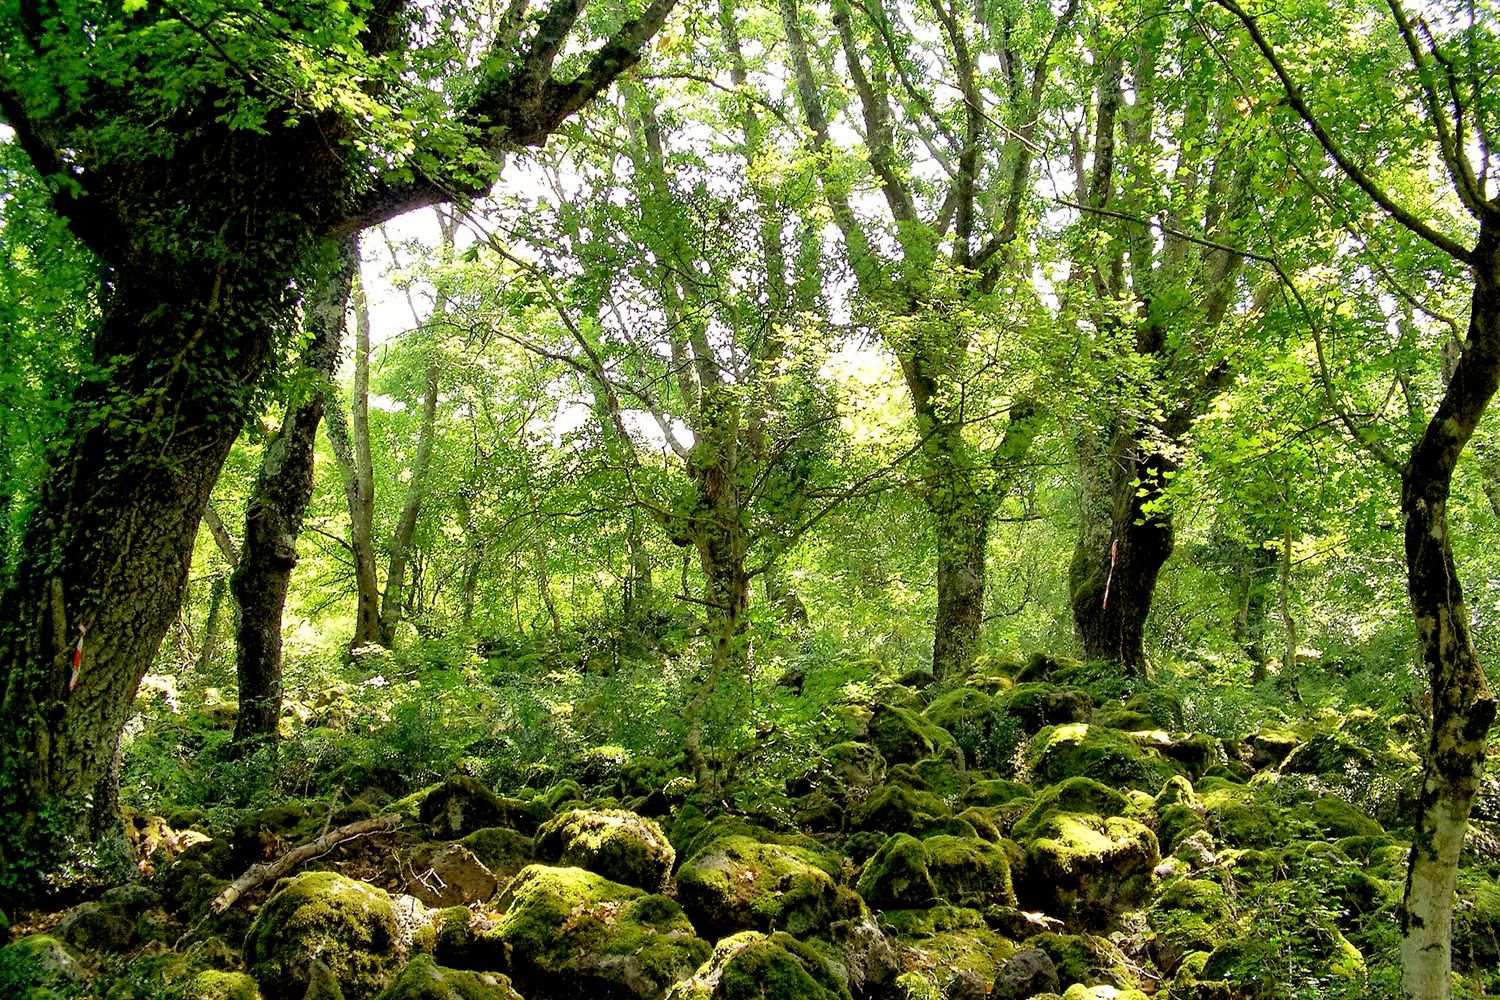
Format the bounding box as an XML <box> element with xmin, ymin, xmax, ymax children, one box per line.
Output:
<box><xmin>1025</xmin><ymin>933</ymin><xmax>1139</xmax><ymax>991</ymax></box>
<box><xmin>855</xmin><ymin>784</ymin><xmax>952</xmax><ymax>835</ymax></box>
<box><xmin>943</xmin><ymin>968</ymin><xmax>987</xmax><ymax>1000</ymax></box>
<box><xmin>877</xmin><ymin>907</ymin><xmax>1013</xmax><ymax>990</ymax></box>
<box><xmin>964</xmin><ymin>779</ymin><xmax>1031</xmax><ymax>808</ymax></box>
<box><xmin>488</xmin><ymin>864</ymin><xmax>710</xmax><ymax>1000</ymax></box>
<box><xmin>992</xmin><ymin>947</ymin><xmax>1060</xmax><ymax>1000</ymax></box>
<box><xmin>923</xmin><ymin>688</ymin><xmax>995</xmax><ymax>733</ymax></box>
<box><xmin>1018</xmin><ymin>812</ymin><xmax>1159</xmax><ymax>929</ymax></box>
<box><xmin>825</xmin><ymin>910</ymin><xmax>899</xmax><ymax>998</ymax></box>
<box><xmin>58</xmin><ymin>900</ymin><xmax>136</xmax><ymax>952</ymax></box>
<box><xmin>458</xmin><ymin>827</ymin><xmax>534</xmax><ymax>880</ymax></box>
<box><xmin>419</xmin><ymin>776</ymin><xmax>544</xmax><ymax>837</ymax></box>
<box><xmin>1198</xmin><ymin>778</ymin><xmax>1282</xmax><ymax>849</ymax></box>
<box><xmin>1173</xmin><ymin>830</ymin><xmax>1217</xmax><ymax>869</ymax></box>
<box><xmin>0</xmin><ymin>935</ymin><xmax>86</xmax><ymax>995</ymax></box>
<box><xmin>1246</xmin><ymin>730</ymin><xmax>1300</xmax><ymax>769</ymax></box>
<box><xmin>994</xmin><ymin>683</ymin><xmax>1094</xmax><ymax>733</ymax></box>
<box><xmin>404</xmin><ymin>843</ymin><xmax>498</xmax><ymax>907</ymax></box>
<box><xmin>869</xmin><ymin>704</ymin><xmax>959</xmax><ymax>765</ymax></box>
<box><xmin>243</xmin><ymin>871</ymin><xmax>407</xmax><ymax>1000</ymax></box>
<box><xmin>534</xmin><ymin>808</ymin><xmax>674</xmax><ymax>892</ymax></box>
<box><xmin>1027</xmin><ymin>725</ymin><xmax>1175</xmax><ymax>793</ymax></box>
<box><xmin>857</xmin><ymin>834</ymin><xmax>1016</xmax><ymax>911</ymax></box>
<box><xmin>663</xmin><ymin>930</ymin><xmax>851</xmax><ymax>1000</ymax></box>
<box><xmin>1011</xmin><ymin>777</ymin><xmax>1129</xmax><ymax>842</ymax></box>
<box><xmin>1149</xmin><ymin>877</ymin><xmax>1235</xmax><ymax>974</ymax></box>
<box><xmin>183</xmin><ymin>969</ymin><xmax>266</xmax><ymax>1000</ymax></box>
<box><xmin>677</xmin><ymin>834</ymin><xmax>849</xmax><ymax>939</ymax></box>
<box><xmin>371</xmin><ymin>954</ymin><xmax>522</xmax><ymax>1000</ymax></box>
<box><xmin>1307</xmin><ymin>796</ymin><xmax>1383</xmax><ymax>839</ymax></box>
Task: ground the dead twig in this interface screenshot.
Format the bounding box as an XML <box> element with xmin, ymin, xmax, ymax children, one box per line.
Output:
<box><xmin>208</xmin><ymin>813</ymin><xmax>404</xmax><ymax>915</ymax></box>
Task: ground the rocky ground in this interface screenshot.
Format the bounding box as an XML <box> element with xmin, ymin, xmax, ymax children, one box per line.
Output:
<box><xmin>3</xmin><ymin>652</ymin><xmax>1499</xmax><ymax>999</ymax></box>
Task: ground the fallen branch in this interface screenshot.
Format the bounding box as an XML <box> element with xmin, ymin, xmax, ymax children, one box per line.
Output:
<box><xmin>209</xmin><ymin>813</ymin><xmax>403</xmax><ymax>915</ymax></box>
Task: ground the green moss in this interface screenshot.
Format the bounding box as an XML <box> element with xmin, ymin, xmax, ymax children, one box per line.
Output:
<box><xmin>909</xmin><ymin>756</ymin><xmax>966</xmax><ymax>799</ymax></box>
<box><xmin>243</xmin><ymin>871</ymin><xmax>405</xmax><ymax>1000</ymax></box>
<box><xmin>1455</xmin><ymin>874</ymin><xmax>1500</xmax><ymax>972</ymax></box>
<box><xmin>891</xmin><ymin>971</ymin><xmax>941</xmax><ymax>1000</ymax></box>
<box><xmin>534</xmin><ymin>808</ymin><xmax>673</xmax><ymax>892</ymax></box>
<box><xmin>868</xmin><ymin>704</ymin><xmax>958</xmax><ymax>765</ymax></box>
<box><xmin>1012</xmin><ymin>777</ymin><xmax>1128</xmax><ymax>842</ymax></box>
<box><xmin>494</xmin><ymin>865</ymin><xmax>710</xmax><ymax>999</ymax></box>
<box><xmin>1200</xmin><ymin>783</ymin><xmax>1283</xmax><ymax>849</ymax></box>
<box><xmin>878</xmin><ymin>904</ymin><xmax>1014</xmax><ymax>986</ymax></box>
<box><xmin>956</xmin><ymin>807</ymin><xmax>1000</xmax><ymax>842</ymax></box>
<box><xmin>995</xmin><ymin>683</ymin><xmax>1094</xmax><ymax>733</ymax></box>
<box><xmin>1124</xmin><ymin>688</ymin><xmax>1184</xmax><ymax>730</ymax></box>
<box><xmin>1026</xmin><ymin>933</ymin><xmax>1137</xmax><ymax>990</ymax></box>
<box><xmin>666</xmin><ymin>930</ymin><xmax>848</xmax><ymax>1000</ymax></box>
<box><xmin>677</xmin><ymin>835</ymin><xmax>848</xmax><ymax>939</ymax></box>
<box><xmin>875</xmin><ymin>905</ymin><xmax>986</xmax><ymax>938</ymax></box>
<box><xmin>1027</xmin><ymin>725</ymin><xmax>1176</xmax><ymax>793</ymax></box>
<box><xmin>855</xmin><ymin>784</ymin><xmax>951</xmax><ymax>835</ymax></box>
<box><xmin>1019</xmin><ymin>813</ymin><xmax>1159</xmax><ymax>928</ymax></box>
<box><xmin>537</xmin><ymin>779</ymin><xmax>587</xmax><ymax>812</ymax></box>
<box><xmin>175</xmin><ymin>970</ymin><xmax>264</xmax><ymax>1000</ymax></box>
<box><xmin>0</xmin><ymin>936</ymin><xmax>85</xmax><ymax>997</ymax></box>
<box><xmin>965</xmin><ymin>778</ymin><xmax>1031</xmax><ymax>808</ymax></box>
<box><xmin>370</xmin><ymin>955</ymin><xmax>521</xmax><ymax>1000</ymax></box>
<box><xmin>457</xmin><ymin>827</ymin><xmax>533</xmax><ymax>878</ymax></box>
<box><xmin>857</xmin><ymin>833</ymin><xmax>1014</xmax><ymax>910</ymax></box>
<box><xmin>1157</xmin><ymin>803</ymin><xmax>1207</xmax><ymax>855</ymax></box>
<box><xmin>1307</xmin><ymin>796</ymin><xmax>1383</xmax><ymax>839</ymax></box>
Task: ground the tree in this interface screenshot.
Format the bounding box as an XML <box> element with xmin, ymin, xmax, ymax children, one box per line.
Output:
<box><xmin>780</xmin><ymin>0</ymin><xmax>1061</xmax><ymax>679</ymax></box>
<box><xmin>0</xmin><ymin>0</ymin><xmax>677</xmax><ymax>895</ymax></box>
<box><xmin>1215</xmin><ymin>0</ymin><xmax>1500</xmax><ymax>993</ymax></box>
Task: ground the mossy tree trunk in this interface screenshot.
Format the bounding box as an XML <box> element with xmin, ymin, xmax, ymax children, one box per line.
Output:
<box><xmin>0</xmin><ymin>0</ymin><xmax>676</xmax><ymax>895</ymax></box>
<box><xmin>231</xmin><ymin>238</ymin><xmax>357</xmax><ymax>750</ymax></box>
<box><xmin>1398</xmin><ymin>229</ymin><xmax>1500</xmax><ymax>1000</ymax></box>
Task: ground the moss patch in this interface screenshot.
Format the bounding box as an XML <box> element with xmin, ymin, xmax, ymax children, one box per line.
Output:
<box><xmin>370</xmin><ymin>954</ymin><xmax>521</xmax><ymax>1000</ymax></box>
<box><xmin>856</xmin><ymin>834</ymin><xmax>1015</xmax><ymax>910</ymax></box>
<box><xmin>534</xmin><ymin>808</ymin><xmax>673</xmax><ymax>892</ymax></box>
<box><xmin>1019</xmin><ymin>813</ymin><xmax>1159</xmax><ymax>929</ymax></box>
<box><xmin>1027</xmin><ymin>725</ymin><xmax>1176</xmax><ymax>793</ymax></box>
<box><xmin>677</xmin><ymin>835</ymin><xmax>850</xmax><ymax>939</ymax></box>
<box><xmin>243</xmin><ymin>872</ymin><xmax>406</xmax><ymax>1000</ymax></box>
<box><xmin>868</xmin><ymin>704</ymin><xmax>958</xmax><ymax>765</ymax></box>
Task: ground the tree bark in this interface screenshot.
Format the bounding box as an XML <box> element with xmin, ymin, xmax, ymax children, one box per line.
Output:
<box><xmin>1068</xmin><ymin>424</ymin><xmax>1174</xmax><ymax>674</ymax></box>
<box><xmin>378</xmin><ymin>355</ymin><xmax>441</xmax><ymax>646</ymax></box>
<box><xmin>0</xmin><ymin>0</ymin><xmax>676</xmax><ymax>896</ymax></box>
<box><xmin>930</xmin><ymin>495</ymin><xmax>989</xmax><ymax>680</ymax></box>
<box><xmin>326</xmin><ymin>277</ymin><xmax>383</xmax><ymax>649</ymax></box>
<box><xmin>230</xmin><ymin>238</ymin><xmax>357</xmax><ymax>749</ymax></box>
<box><xmin>1398</xmin><ymin>230</ymin><xmax>1500</xmax><ymax>1000</ymax></box>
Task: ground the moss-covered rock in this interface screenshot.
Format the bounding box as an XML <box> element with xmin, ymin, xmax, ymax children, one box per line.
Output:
<box><xmin>1027</xmin><ymin>725</ymin><xmax>1175</xmax><ymax>793</ymax></box>
<box><xmin>965</xmin><ymin>779</ymin><xmax>1031</xmax><ymax>808</ymax></box>
<box><xmin>0</xmin><ymin>935</ymin><xmax>86</xmax><ymax>997</ymax></box>
<box><xmin>491</xmin><ymin>864</ymin><xmax>710</xmax><ymax>999</ymax></box>
<box><xmin>420</xmin><ymin>776</ymin><xmax>522</xmax><ymax>837</ymax></box>
<box><xmin>878</xmin><ymin>905</ymin><xmax>1016</xmax><ymax>990</ymax></box>
<box><xmin>1148</xmin><ymin>878</ymin><xmax>1236</xmax><ymax>974</ymax></box>
<box><xmin>1307</xmin><ymin>796</ymin><xmax>1383</xmax><ymax>839</ymax></box>
<box><xmin>1246</xmin><ymin>730</ymin><xmax>1300</xmax><ymax>770</ymax></box>
<box><xmin>854</xmin><ymin>784</ymin><xmax>952</xmax><ymax>835</ymax></box>
<box><xmin>1124</xmin><ymin>688</ymin><xmax>1184</xmax><ymax>730</ymax></box>
<box><xmin>1025</xmin><ymin>933</ymin><xmax>1138</xmax><ymax>991</ymax></box>
<box><xmin>1199</xmin><ymin>779</ymin><xmax>1283</xmax><ymax>849</ymax></box>
<box><xmin>1454</xmin><ymin>874</ymin><xmax>1500</xmax><ymax>973</ymax></box>
<box><xmin>857</xmin><ymin>833</ymin><xmax>1016</xmax><ymax>910</ymax></box>
<box><xmin>869</xmin><ymin>704</ymin><xmax>958</xmax><ymax>765</ymax></box>
<box><xmin>994</xmin><ymin>684</ymin><xmax>1094</xmax><ymax>734</ymax></box>
<box><xmin>243</xmin><ymin>871</ymin><xmax>407</xmax><ymax>1000</ymax></box>
<box><xmin>534</xmin><ymin>808</ymin><xmax>673</xmax><ymax>892</ymax></box>
<box><xmin>1011</xmin><ymin>777</ymin><xmax>1129</xmax><ymax>843</ymax></box>
<box><xmin>176</xmin><ymin>970</ymin><xmax>264</xmax><ymax>1000</ymax></box>
<box><xmin>458</xmin><ymin>827</ymin><xmax>534</xmax><ymax>880</ymax></box>
<box><xmin>662</xmin><ymin>931</ymin><xmax>851</xmax><ymax>1000</ymax></box>
<box><xmin>1018</xmin><ymin>812</ymin><xmax>1159</xmax><ymax>929</ymax></box>
<box><xmin>536</xmin><ymin>779</ymin><xmax>587</xmax><ymax>812</ymax></box>
<box><xmin>676</xmin><ymin>834</ymin><xmax>848</xmax><ymax>939</ymax></box>
<box><xmin>370</xmin><ymin>955</ymin><xmax>521</xmax><ymax>1000</ymax></box>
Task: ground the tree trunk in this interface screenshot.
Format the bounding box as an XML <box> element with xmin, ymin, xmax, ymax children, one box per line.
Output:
<box><xmin>624</xmin><ymin>509</ymin><xmax>654</xmax><ymax>624</ymax></box>
<box><xmin>1399</xmin><ymin>231</ymin><xmax>1500</xmax><ymax>1000</ymax></box>
<box><xmin>378</xmin><ymin>356</ymin><xmax>441</xmax><ymax>646</ymax></box>
<box><xmin>930</xmin><ymin>497</ymin><xmax>989</xmax><ymax>680</ymax></box>
<box><xmin>197</xmin><ymin>574</ymin><xmax>229</xmax><ymax>676</ymax></box>
<box><xmin>230</xmin><ymin>238</ymin><xmax>357</xmax><ymax>749</ymax></box>
<box><xmin>1068</xmin><ymin>423</ymin><xmax>1174</xmax><ymax>674</ymax></box>
<box><xmin>326</xmin><ymin>278</ymin><xmax>383</xmax><ymax>649</ymax></box>
<box><xmin>1278</xmin><ymin>520</ymin><xmax>1298</xmax><ymax>685</ymax></box>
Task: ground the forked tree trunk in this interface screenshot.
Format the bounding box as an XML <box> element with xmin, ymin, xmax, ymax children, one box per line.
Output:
<box><xmin>326</xmin><ymin>278</ymin><xmax>383</xmax><ymax>649</ymax></box>
<box><xmin>1399</xmin><ymin>231</ymin><xmax>1500</xmax><ymax>1000</ymax></box>
<box><xmin>1068</xmin><ymin>424</ymin><xmax>1173</xmax><ymax>674</ymax></box>
<box><xmin>230</xmin><ymin>238</ymin><xmax>357</xmax><ymax>748</ymax></box>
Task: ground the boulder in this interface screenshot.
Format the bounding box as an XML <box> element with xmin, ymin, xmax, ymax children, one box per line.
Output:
<box><xmin>676</xmin><ymin>834</ymin><xmax>849</xmax><ymax>939</ymax></box>
<box><xmin>0</xmin><ymin>935</ymin><xmax>87</xmax><ymax>996</ymax></box>
<box><xmin>182</xmin><ymin>969</ymin><xmax>265</xmax><ymax>1000</ymax></box>
<box><xmin>877</xmin><ymin>906</ymin><xmax>1014</xmax><ymax>991</ymax></box>
<box><xmin>488</xmin><ymin>864</ymin><xmax>710</xmax><ymax>1000</ymax></box>
<box><xmin>869</xmin><ymin>704</ymin><xmax>958</xmax><ymax>765</ymax></box>
<box><xmin>420</xmin><ymin>776</ymin><xmax>518</xmax><ymax>837</ymax></box>
<box><xmin>1011</xmin><ymin>777</ymin><xmax>1129</xmax><ymax>842</ymax></box>
<box><xmin>458</xmin><ymin>827</ymin><xmax>534</xmax><ymax>880</ymax></box>
<box><xmin>404</xmin><ymin>842</ymin><xmax>498</xmax><ymax>907</ymax></box>
<box><xmin>993</xmin><ymin>947</ymin><xmax>1060</xmax><ymax>1000</ymax></box>
<box><xmin>857</xmin><ymin>834</ymin><xmax>1016</xmax><ymax>911</ymax></box>
<box><xmin>1025</xmin><ymin>932</ymin><xmax>1139</xmax><ymax>991</ymax></box>
<box><xmin>1018</xmin><ymin>812</ymin><xmax>1159</xmax><ymax>929</ymax></box>
<box><xmin>663</xmin><ymin>930</ymin><xmax>851</xmax><ymax>1000</ymax></box>
<box><xmin>994</xmin><ymin>684</ymin><xmax>1093</xmax><ymax>733</ymax></box>
<box><xmin>824</xmin><ymin>910</ymin><xmax>899</xmax><ymax>998</ymax></box>
<box><xmin>58</xmin><ymin>900</ymin><xmax>136</xmax><ymax>952</ymax></box>
<box><xmin>534</xmin><ymin>808</ymin><xmax>674</xmax><ymax>892</ymax></box>
<box><xmin>371</xmin><ymin>954</ymin><xmax>522</xmax><ymax>1000</ymax></box>
<box><xmin>243</xmin><ymin>871</ymin><xmax>407</xmax><ymax>1000</ymax></box>
<box><xmin>855</xmin><ymin>784</ymin><xmax>951</xmax><ymax>835</ymax></box>
<box><xmin>1027</xmin><ymin>725</ymin><xmax>1176</xmax><ymax>792</ymax></box>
